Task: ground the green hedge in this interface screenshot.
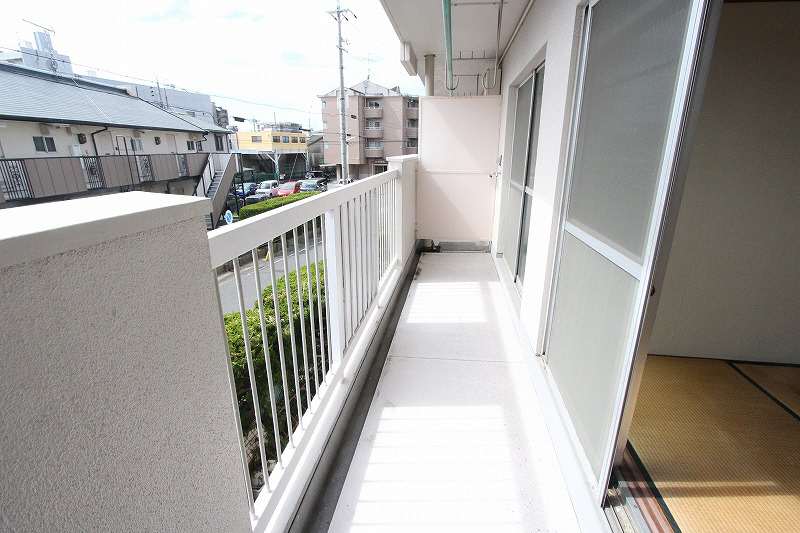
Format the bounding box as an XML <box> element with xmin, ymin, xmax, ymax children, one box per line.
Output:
<box><xmin>225</xmin><ymin>260</ymin><xmax>327</xmax><ymax>477</ymax></box>
<box><xmin>238</xmin><ymin>192</ymin><xmax>320</xmax><ymax>220</ymax></box>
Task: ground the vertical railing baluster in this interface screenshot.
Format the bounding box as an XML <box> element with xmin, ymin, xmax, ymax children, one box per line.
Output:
<box><xmin>292</xmin><ymin>227</ymin><xmax>311</xmax><ymax>412</ymax></box>
<box><xmin>267</xmin><ymin>240</ymin><xmax>294</xmax><ymax>446</ymax></box>
<box><xmin>303</xmin><ymin>221</ymin><xmax>320</xmax><ymax>397</ymax></box>
<box><xmin>252</xmin><ymin>248</ymin><xmax>283</xmax><ymax>468</ymax></box>
<box><xmin>348</xmin><ymin>199</ymin><xmax>357</xmax><ymax>335</ymax></box>
<box><xmin>281</xmin><ymin>233</ymin><xmax>303</xmax><ymax>430</ymax></box>
<box><xmin>324</xmin><ymin>207</ymin><xmax>345</xmax><ymax>369</ymax></box>
<box><xmin>340</xmin><ymin>203</ymin><xmax>351</xmax><ymax>343</ymax></box>
<box><xmin>366</xmin><ymin>190</ymin><xmax>373</xmax><ymax>305</ymax></box>
<box><xmin>312</xmin><ymin>218</ymin><xmax>328</xmax><ymax>382</ymax></box>
<box><xmin>233</xmin><ymin>256</ymin><xmax>270</xmax><ymax>493</ymax></box>
<box><xmin>355</xmin><ymin>194</ymin><xmax>363</xmax><ymax>324</ymax></box>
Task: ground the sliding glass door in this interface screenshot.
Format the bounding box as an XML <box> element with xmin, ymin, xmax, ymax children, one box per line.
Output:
<box><xmin>544</xmin><ymin>0</ymin><xmax>713</xmax><ymax>500</ymax></box>
<box><xmin>502</xmin><ymin>65</ymin><xmax>545</xmax><ymax>288</ymax></box>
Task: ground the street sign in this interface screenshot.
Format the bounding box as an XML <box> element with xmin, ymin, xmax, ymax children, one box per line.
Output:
<box><xmin>224</xmin><ymin>210</ymin><xmax>233</xmax><ymax>225</ymax></box>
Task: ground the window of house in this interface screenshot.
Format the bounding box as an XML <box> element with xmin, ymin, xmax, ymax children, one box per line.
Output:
<box><xmin>33</xmin><ymin>136</ymin><xmax>57</xmax><ymax>153</ymax></box>
<box><xmin>252</xmin><ymin>135</ymin><xmax>262</xmax><ymax>143</ymax></box>
<box><xmin>323</xmin><ymin>141</ymin><xmax>330</xmax><ymax>149</ymax></box>
<box><xmin>130</xmin><ymin>138</ymin><xmax>143</xmax><ymax>151</ymax></box>
<box><xmin>321</xmin><ymin>101</ymin><xmax>327</xmax><ymax>109</ymax></box>
<box><xmin>323</xmin><ymin>121</ymin><xmax>328</xmax><ymax>129</ymax></box>
<box><xmin>215</xmin><ymin>134</ymin><xmax>224</xmax><ymax>151</ymax></box>
<box><xmin>406</xmin><ymin>139</ymin><xmax>418</xmax><ymax>148</ymax></box>
<box><xmin>186</xmin><ymin>140</ymin><xmax>195</xmax><ymax>150</ymax></box>
<box><xmin>366</xmin><ymin>120</ymin><xmax>380</xmax><ymax>129</ymax></box>
<box><xmin>196</xmin><ymin>141</ymin><xmax>203</xmax><ymax>151</ymax></box>
<box><xmin>366</xmin><ymin>141</ymin><xmax>381</xmax><ymax>149</ymax></box>
<box><xmin>299</xmin><ymin>137</ymin><xmax>305</xmax><ymax>143</ymax></box>
<box><xmin>406</xmin><ymin>99</ymin><xmax>419</xmax><ymax>108</ymax></box>
<box><xmin>291</xmin><ymin>136</ymin><xmax>298</xmax><ymax>143</ymax></box>
<box><xmin>407</xmin><ymin>119</ymin><xmax>418</xmax><ymax>128</ymax></box>
<box><xmin>366</xmin><ymin>100</ymin><xmax>380</xmax><ymax>108</ymax></box>
<box><xmin>282</xmin><ymin>136</ymin><xmax>289</xmax><ymax>143</ymax></box>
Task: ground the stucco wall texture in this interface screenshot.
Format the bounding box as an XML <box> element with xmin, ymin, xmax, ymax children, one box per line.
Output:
<box><xmin>0</xmin><ymin>216</ymin><xmax>250</xmax><ymax>531</ymax></box>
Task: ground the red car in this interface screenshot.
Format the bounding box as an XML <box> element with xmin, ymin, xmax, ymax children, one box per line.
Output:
<box><xmin>276</xmin><ymin>181</ymin><xmax>302</xmax><ymax>197</ymax></box>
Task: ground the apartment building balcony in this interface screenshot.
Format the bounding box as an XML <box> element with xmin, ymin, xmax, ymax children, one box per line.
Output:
<box><xmin>362</xmin><ymin>127</ymin><xmax>383</xmax><ymax>139</ymax></box>
<box><xmin>406</xmin><ymin>107</ymin><xmax>419</xmax><ymax>119</ymax></box>
<box><xmin>363</xmin><ymin>107</ymin><xmax>383</xmax><ymax>119</ymax></box>
<box><xmin>364</xmin><ymin>147</ymin><xmax>385</xmax><ymax>158</ymax></box>
<box><xmin>406</xmin><ymin>126</ymin><xmax>419</xmax><ymax>138</ymax></box>
<box><xmin>0</xmin><ymin>151</ymin><xmax>589</xmax><ymax>532</ymax></box>
<box><xmin>0</xmin><ymin>152</ymin><xmax>209</xmax><ymax>206</ymax></box>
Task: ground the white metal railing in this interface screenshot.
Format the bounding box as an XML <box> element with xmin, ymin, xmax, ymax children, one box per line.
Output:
<box><xmin>208</xmin><ymin>168</ymin><xmax>403</xmax><ymax>531</ymax></box>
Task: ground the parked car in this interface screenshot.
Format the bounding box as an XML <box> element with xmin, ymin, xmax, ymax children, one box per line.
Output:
<box><xmin>276</xmin><ymin>181</ymin><xmax>302</xmax><ymax>197</ymax></box>
<box><xmin>305</xmin><ymin>170</ymin><xmax>324</xmax><ymax>180</ymax></box>
<box><xmin>300</xmin><ymin>178</ymin><xmax>327</xmax><ymax>192</ymax></box>
<box><xmin>244</xmin><ymin>193</ymin><xmax>270</xmax><ymax>206</ymax></box>
<box><xmin>225</xmin><ymin>193</ymin><xmax>243</xmax><ymax>212</ymax></box>
<box><xmin>233</xmin><ymin>182</ymin><xmax>258</xmax><ymax>198</ymax></box>
<box><xmin>256</xmin><ymin>180</ymin><xmax>279</xmax><ymax>197</ymax></box>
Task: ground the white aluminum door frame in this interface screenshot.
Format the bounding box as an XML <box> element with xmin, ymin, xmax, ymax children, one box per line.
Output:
<box><xmin>542</xmin><ymin>0</ymin><xmax>719</xmax><ymax>503</ymax></box>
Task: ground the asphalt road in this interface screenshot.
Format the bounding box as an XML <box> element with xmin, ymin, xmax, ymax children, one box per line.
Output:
<box><xmin>217</xmin><ymin>238</ymin><xmax>324</xmax><ymax>315</ymax></box>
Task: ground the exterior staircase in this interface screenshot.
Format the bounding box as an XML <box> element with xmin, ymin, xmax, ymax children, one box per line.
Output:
<box><xmin>203</xmin><ymin>154</ymin><xmax>238</xmax><ymax>230</ymax></box>
<box><xmin>204</xmin><ymin>170</ymin><xmax>225</xmax><ymax>229</ymax></box>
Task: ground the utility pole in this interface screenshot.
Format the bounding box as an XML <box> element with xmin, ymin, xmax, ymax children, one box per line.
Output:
<box><xmin>329</xmin><ymin>1</ymin><xmax>354</xmax><ymax>183</ymax></box>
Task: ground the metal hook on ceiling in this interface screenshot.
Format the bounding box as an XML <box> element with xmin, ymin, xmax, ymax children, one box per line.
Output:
<box><xmin>444</xmin><ymin>68</ymin><xmax>460</xmax><ymax>93</ymax></box>
<box><xmin>482</xmin><ymin>0</ymin><xmax>504</xmax><ymax>91</ymax></box>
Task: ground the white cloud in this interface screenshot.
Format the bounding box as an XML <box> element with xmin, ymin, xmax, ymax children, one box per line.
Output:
<box><xmin>0</xmin><ymin>0</ymin><xmax>424</xmax><ymax>129</ymax></box>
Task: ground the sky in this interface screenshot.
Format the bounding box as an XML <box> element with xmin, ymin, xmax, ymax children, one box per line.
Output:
<box><xmin>0</xmin><ymin>0</ymin><xmax>425</xmax><ymax>131</ymax></box>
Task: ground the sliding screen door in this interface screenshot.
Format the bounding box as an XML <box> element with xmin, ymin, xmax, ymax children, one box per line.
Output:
<box><xmin>544</xmin><ymin>0</ymin><xmax>710</xmax><ymax>498</ymax></box>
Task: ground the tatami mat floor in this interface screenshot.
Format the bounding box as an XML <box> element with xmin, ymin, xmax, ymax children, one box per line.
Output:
<box><xmin>627</xmin><ymin>355</ymin><xmax>800</xmax><ymax>533</ymax></box>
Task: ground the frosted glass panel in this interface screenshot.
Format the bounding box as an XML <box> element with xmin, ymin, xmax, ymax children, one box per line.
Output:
<box><xmin>566</xmin><ymin>0</ymin><xmax>691</xmax><ymax>261</ymax></box>
<box><xmin>547</xmin><ymin>234</ymin><xmax>638</xmax><ymax>477</ymax></box>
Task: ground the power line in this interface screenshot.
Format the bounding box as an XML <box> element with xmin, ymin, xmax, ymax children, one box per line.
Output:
<box><xmin>0</xmin><ymin>44</ymin><xmax>324</xmax><ymax>117</ymax></box>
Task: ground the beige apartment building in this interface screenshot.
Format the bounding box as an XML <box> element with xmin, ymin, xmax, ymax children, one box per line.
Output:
<box><xmin>320</xmin><ymin>80</ymin><xmax>418</xmax><ymax>180</ymax></box>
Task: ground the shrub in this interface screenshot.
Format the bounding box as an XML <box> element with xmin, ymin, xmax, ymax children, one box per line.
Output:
<box><xmin>239</xmin><ymin>192</ymin><xmax>320</xmax><ymax>220</ymax></box>
<box><xmin>224</xmin><ymin>260</ymin><xmax>327</xmax><ymax>480</ymax></box>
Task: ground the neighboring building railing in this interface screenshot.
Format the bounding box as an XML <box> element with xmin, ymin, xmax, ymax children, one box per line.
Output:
<box><xmin>207</xmin><ymin>157</ymin><xmax>415</xmax><ymax>530</ymax></box>
<box><xmin>0</xmin><ymin>159</ymin><xmax>33</xmax><ymax>200</ymax></box>
<box><xmin>82</xmin><ymin>156</ymin><xmax>105</xmax><ymax>189</ymax></box>
<box><xmin>0</xmin><ymin>153</ymin><xmax>209</xmax><ymax>203</ymax></box>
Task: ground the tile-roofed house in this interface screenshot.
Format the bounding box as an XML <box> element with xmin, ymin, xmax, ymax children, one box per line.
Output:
<box><xmin>0</xmin><ymin>63</ymin><xmax>206</xmax><ymax>133</ymax></box>
<box><xmin>0</xmin><ymin>62</ymin><xmax>237</xmax><ymax>220</ymax></box>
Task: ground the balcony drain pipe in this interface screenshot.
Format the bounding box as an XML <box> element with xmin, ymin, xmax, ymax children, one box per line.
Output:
<box><xmin>90</xmin><ymin>126</ymin><xmax>109</xmax><ymax>157</ymax></box>
<box><xmin>442</xmin><ymin>0</ymin><xmax>458</xmax><ymax>95</ymax></box>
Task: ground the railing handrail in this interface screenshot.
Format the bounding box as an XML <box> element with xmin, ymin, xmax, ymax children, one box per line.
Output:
<box><xmin>208</xmin><ymin>169</ymin><xmax>398</xmax><ymax>268</ymax></box>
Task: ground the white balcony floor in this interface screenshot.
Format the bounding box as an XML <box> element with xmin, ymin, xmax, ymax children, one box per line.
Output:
<box><xmin>329</xmin><ymin>253</ymin><xmax>580</xmax><ymax>532</ymax></box>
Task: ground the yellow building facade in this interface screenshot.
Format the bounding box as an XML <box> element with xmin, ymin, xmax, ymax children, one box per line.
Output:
<box><xmin>235</xmin><ymin>130</ymin><xmax>307</xmax><ymax>152</ymax></box>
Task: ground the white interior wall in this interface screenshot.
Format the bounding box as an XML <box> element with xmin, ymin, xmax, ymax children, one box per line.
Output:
<box><xmin>650</xmin><ymin>2</ymin><xmax>800</xmax><ymax>364</ymax></box>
